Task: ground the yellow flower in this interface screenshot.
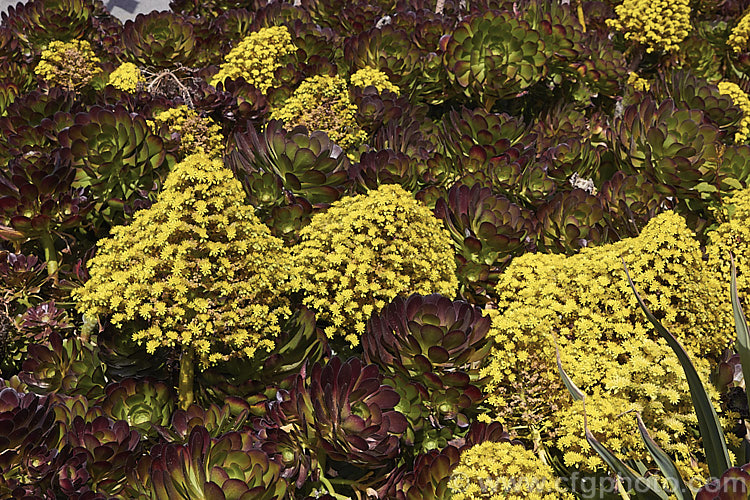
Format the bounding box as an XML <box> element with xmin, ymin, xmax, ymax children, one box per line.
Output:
<box><xmin>729</xmin><ymin>9</ymin><xmax>750</xmax><ymax>53</ymax></box>
<box><xmin>270</xmin><ymin>74</ymin><xmax>368</xmax><ymax>152</ymax></box>
<box><xmin>108</xmin><ymin>62</ymin><xmax>145</xmax><ymax>93</ymax></box>
<box><xmin>34</xmin><ymin>40</ymin><xmax>101</xmax><ymax>90</ymax></box>
<box><xmin>449</xmin><ymin>441</ymin><xmax>573</xmax><ymax>499</ymax></box>
<box><xmin>211</xmin><ymin>26</ymin><xmax>295</xmax><ymax>93</ymax></box>
<box><xmin>74</xmin><ymin>153</ymin><xmax>291</xmax><ymax>367</ymax></box>
<box><xmin>606</xmin><ymin>0</ymin><xmax>690</xmax><ymax>53</ymax></box>
<box><xmin>153</xmin><ymin>105</ymin><xmax>224</xmax><ymax>158</ymax></box>
<box><xmin>290</xmin><ymin>184</ymin><xmax>457</xmax><ymax>346</ymax></box>
<box><xmin>350</xmin><ymin>67</ymin><xmax>399</xmax><ymax>95</ymax></box>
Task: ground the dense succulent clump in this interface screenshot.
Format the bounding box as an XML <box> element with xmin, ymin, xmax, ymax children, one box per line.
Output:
<box><xmin>350</xmin><ymin>66</ymin><xmax>399</xmax><ymax>95</ymax></box>
<box><xmin>271</xmin><ymin>356</ymin><xmax>408</xmax><ymax>475</ymax></box>
<box><xmin>290</xmin><ymin>184</ymin><xmax>458</xmax><ymax>346</ymax></box>
<box><xmin>8</xmin><ymin>0</ymin><xmax>750</xmax><ymax>496</ymax></box>
<box><xmin>442</xmin><ymin>10</ymin><xmax>548</xmax><ymax>110</ymax></box>
<box><xmin>607</xmin><ymin>0</ymin><xmax>691</xmax><ymax>53</ymax></box>
<box><xmin>74</xmin><ymin>152</ymin><xmax>291</xmax><ymax>367</ymax></box>
<box><xmin>718</xmin><ymin>82</ymin><xmax>750</xmax><ymax>143</ymax></box>
<box><xmin>362</xmin><ymin>293</ymin><xmax>491</xmax><ymax>453</ymax></box>
<box><xmin>120</xmin><ymin>11</ymin><xmax>198</xmax><ymax>69</ymax></box>
<box><xmin>107</xmin><ymin>62</ymin><xmax>145</xmax><ymax>93</ymax></box>
<box><xmin>153</xmin><ymin>105</ymin><xmax>224</xmax><ymax>158</ymax></box>
<box><xmin>34</xmin><ymin>40</ymin><xmax>101</xmax><ymax>90</ymax></box>
<box><xmin>270</xmin><ymin>74</ymin><xmax>367</xmax><ymax>152</ymax></box>
<box><xmin>483</xmin><ymin>212</ymin><xmax>732</xmax><ymax>472</ymax></box>
<box><xmin>448</xmin><ymin>441</ymin><xmax>573</xmax><ymax>499</ymax></box>
<box><xmin>127</xmin><ymin>426</ymin><xmax>288</xmax><ymax>498</ymax></box>
<box><xmin>210</xmin><ymin>26</ymin><xmax>296</xmax><ymax>93</ymax></box>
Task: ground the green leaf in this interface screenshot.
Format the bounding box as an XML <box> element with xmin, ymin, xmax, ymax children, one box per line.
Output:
<box><xmin>623</xmin><ymin>259</ymin><xmax>731</xmax><ymax>478</ymax></box>
<box><xmin>730</xmin><ymin>254</ymin><xmax>750</xmax><ymax>430</ymax></box>
<box><xmin>554</xmin><ymin>339</ymin><xmax>583</xmax><ymax>401</ymax></box>
<box><xmin>634</xmin><ymin>412</ymin><xmax>692</xmax><ymax>500</ymax></box>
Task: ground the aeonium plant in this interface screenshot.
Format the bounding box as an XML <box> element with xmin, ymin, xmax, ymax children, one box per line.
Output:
<box><xmin>74</xmin><ymin>152</ymin><xmax>291</xmax><ymax>410</ymax></box>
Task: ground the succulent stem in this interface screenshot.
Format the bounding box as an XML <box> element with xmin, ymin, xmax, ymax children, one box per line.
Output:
<box><xmin>80</xmin><ymin>314</ymin><xmax>98</xmax><ymax>343</ymax></box>
<box><xmin>40</xmin><ymin>232</ymin><xmax>58</xmax><ymax>279</ymax></box>
<box><xmin>179</xmin><ymin>346</ymin><xmax>195</xmax><ymax>410</ymax></box>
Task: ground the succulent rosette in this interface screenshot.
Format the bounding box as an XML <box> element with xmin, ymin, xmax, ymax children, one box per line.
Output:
<box><xmin>55</xmin><ymin>415</ymin><xmax>142</xmax><ymax>498</ymax></box>
<box><xmin>343</xmin><ymin>25</ymin><xmax>422</xmax><ymax>98</ymax></box>
<box><xmin>434</xmin><ymin>184</ymin><xmax>536</xmax><ymax>300</ymax></box>
<box><xmin>0</xmin><ymin>88</ymin><xmax>77</xmax><ymax>163</ymax></box>
<box><xmin>4</xmin><ymin>0</ymin><xmax>107</xmax><ymax>53</ymax></box>
<box><xmin>652</xmin><ymin>70</ymin><xmax>744</xmax><ymax>137</ymax></box>
<box><xmin>572</xmin><ymin>35</ymin><xmax>627</xmax><ymax>99</ymax></box>
<box><xmin>349</xmin><ymin>149</ymin><xmax>419</xmax><ymax>193</ymax></box>
<box><xmin>19</xmin><ymin>333</ymin><xmax>107</xmax><ymax>400</ymax></box>
<box><xmin>599</xmin><ymin>171</ymin><xmax>674</xmax><ymax>239</ymax></box>
<box><xmin>535</xmin><ymin>188</ymin><xmax>608</xmax><ymax>253</ymax></box>
<box><xmin>232</xmin><ymin>120</ymin><xmax>349</xmax><ymax>206</ymax></box>
<box><xmin>0</xmin><ymin>387</ymin><xmax>62</xmax><ymax>497</ymax></box>
<box><xmin>17</xmin><ymin>300</ymin><xmax>73</xmax><ymax>342</ymax></box>
<box><xmin>229</xmin><ymin>120</ymin><xmax>350</xmax><ymax>242</ymax></box>
<box><xmin>100</xmin><ymin>378</ymin><xmax>174</xmax><ymax>438</ymax></box>
<box><xmin>120</xmin><ymin>11</ymin><xmax>198</xmax><ymax>69</ymax></box>
<box><xmin>271</xmin><ymin>356</ymin><xmax>408</xmax><ymax>480</ymax></box>
<box><xmin>362</xmin><ymin>294</ymin><xmax>491</xmax><ymax>430</ymax></box>
<box><xmin>0</xmin><ymin>149</ymin><xmax>92</xmax><ymax>243</ymax></box>
<box><xmin>96</xmin><ymin>320</ymin><xmax>171</xmax><ymax>382</ymax></box>
<box><xmin>58</xmin><ymin>105</ymin><xmax>169</xmax><ymax>225</ymax></box>
<box><xmin>0</xmin><ymin>253</ymin><xmax>53</xmax><ymax>374</ymax></box>
<box><xmin>443</xmin><ymin>10</ymin><xmax>548</xmax><ymax>110</ymax></box>
<box><xmin>155</xmin><ymin>399</ymin><xmax>252</xmax><ymax>445</ymax></box>
<box><xmin>440</xmin><ymin>106</ymin><xmax>532</xmax><ymax>176</ymax></box>
<box><xmin>614</xmin><ymin>96</ymin><xmax>722</xmax><ymax>202</ymax></box>
<box><xmin>127</xmin><ymin>426</ymin><xmax>288</xmax><ymax>499</ymax></box>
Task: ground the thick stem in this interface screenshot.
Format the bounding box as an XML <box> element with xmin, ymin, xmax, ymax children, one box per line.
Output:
<box><xmin>40</xmin><ymin>232</ymin><xmax>58</xmax><ymax>279</ymax></box>
<box><xmin>178</xmin><ymin>346</ymin><xmax>195</xmax><ymax>410</ymax></box>
<box><xmin>80</xmin><ymin>314</ymin><xmax>98</xmax><ymax>343</ymax></box>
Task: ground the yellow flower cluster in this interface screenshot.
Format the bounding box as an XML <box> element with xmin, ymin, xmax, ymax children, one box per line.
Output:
<box><xmin>626</xmin><ymin>71</ymin><xmax>650</xmax><ymax>92</ymax></box>
<box><xmin>74</xmin><ymin>153</ymin><xmax>291</xmax><ymax>367</ymax></box>
<box><xmin>718</xmin><ymin>82</ymin><xmax>750</xmax><ymax>143</ymax></box>
<box><xmin>34</xmin><ymin>40</ymin><xmax>102</xmax><ymax>90</ymax></box>
<box><xmin>153</xmin><ymin>105</ymin><xmax>224</xmax><ymax>159</ymax></box>
<box><xmin>483</xmin><ymin>211</ymin><xmax>733</xmax><ymax>472</ymax></box>
<box><xmin>707</xmin><ymin>187</ymin><xmax>750</xmax><ymax>302</ymax></box>
<box><xmin>448</xmin><ymin>441</ymin><xmax>574</xmax><ymax>499</ymax></box>
<box><xmin>729</xmin><ymin>9</ymin><xmax>750</xmax><ymax>53</ymax></box>
<box><xmin>210</xmin><ymin>26</ymin><xmax>296</xmax><ymax>93</ymax></box>
<box><xmin>108</xmin><ymin>62</ymin><xmax>145</xmax><ymax>93</ymax></box>
<box><xmin>606</xmin><ymin>0</ymin><xmax>691</xmax><ymax>53</ymax></box>
<box><xmin>270</xmin><ymin>74</ymin><xmax>368</xmax><ymax>152</ymax></box>
<box><xmin>350</xmin><ymin>67</ymin><xmax>399</xmax><ymax>95</ymax></box>
<box><xmin>289</xmin><ymin>184</ymin><xmax>458</xmax><ymax>346</ymax></box>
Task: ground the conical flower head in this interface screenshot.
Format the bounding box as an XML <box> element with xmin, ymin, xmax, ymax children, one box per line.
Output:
<box><xmin>74</xmin><ymin>152</ymin><xmax>291</xmax><ymax>367</ymax></box>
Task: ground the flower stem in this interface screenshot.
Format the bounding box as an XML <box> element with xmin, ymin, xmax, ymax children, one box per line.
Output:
<box><xmin>80</xmin><ymin>314</ymin><xmax>98</xmax><ymax>343</ymax></box>
<box><xmin>179</xmin><ymin>346</ymin><xmax>195</xmax><ymax>410</ymax></box>
<box><xmin>40</xmin><ymin>232</ymin><xmax>58</xmax><ymax>279</ymax></box>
